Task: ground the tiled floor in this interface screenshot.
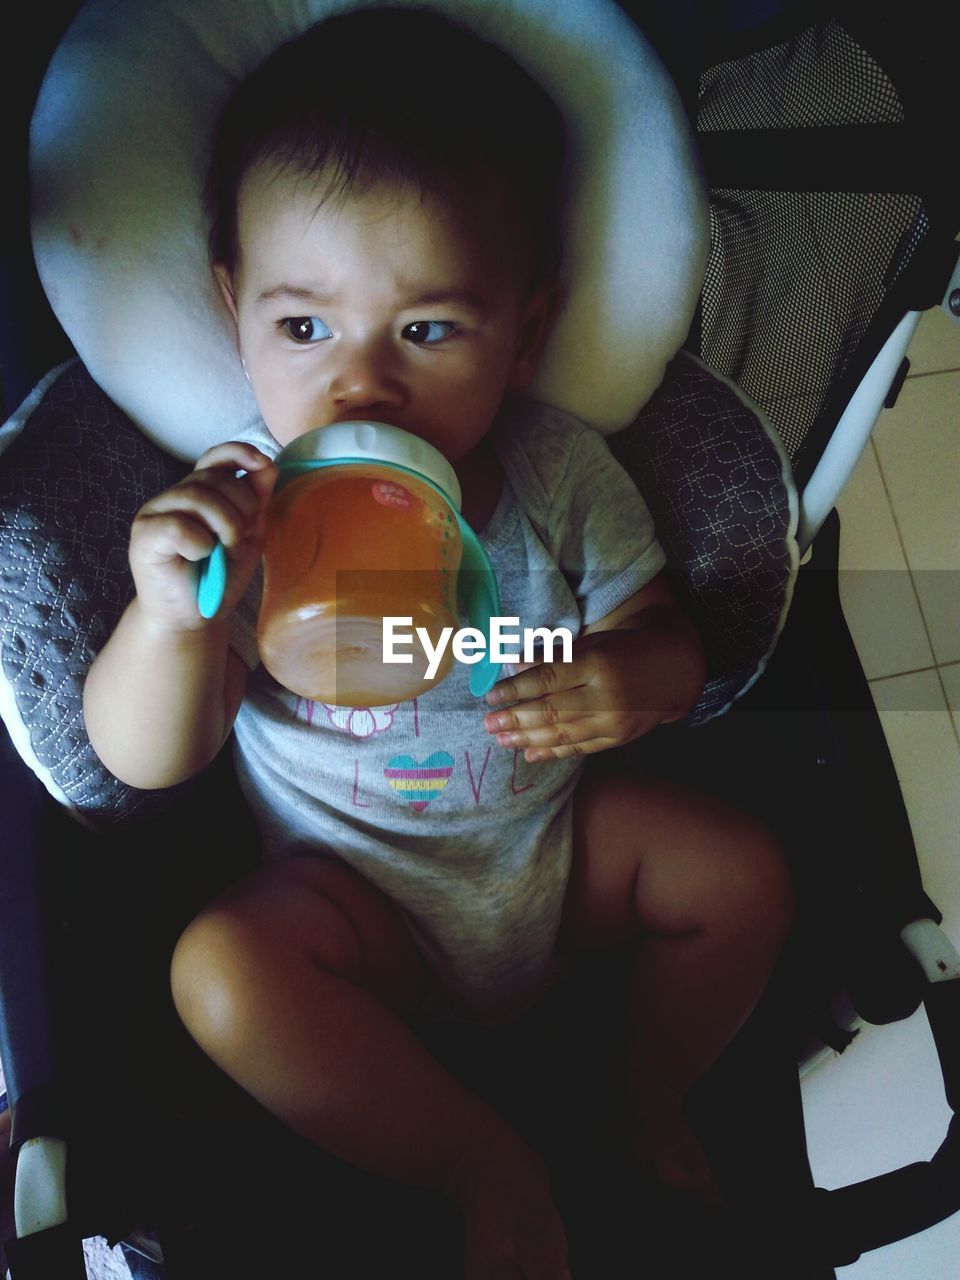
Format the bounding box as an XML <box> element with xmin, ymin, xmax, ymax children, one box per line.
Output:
<box><xmin>799</xmin><ymin>301</ymin><xmax>960</xmax><ymax>1278</ymax></box>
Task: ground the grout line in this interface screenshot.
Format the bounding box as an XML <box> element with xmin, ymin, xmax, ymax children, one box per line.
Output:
<box><xmin>869</xmin><ymin>665</ymin><xmax>938</xmax><ymax>683</ymax></box>
<box><xmin>867</xmin><ymin>666</ymin><xmax>960</xmax><ymax>749</ymax></box>
<box><xmin>905</xmin><ymin>366</ymin><xmax>960</xmax><ymax>379</ymax></box>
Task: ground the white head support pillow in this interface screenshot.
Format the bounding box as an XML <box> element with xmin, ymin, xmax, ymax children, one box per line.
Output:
<box><xmin>30</xmin><ymin>0</ymin><xmax>707</xmax><ymax>461</ymax></box>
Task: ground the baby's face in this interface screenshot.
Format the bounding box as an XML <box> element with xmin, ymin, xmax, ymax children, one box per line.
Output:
<box><xmin>218</xmin><ymin>163</ymin><xmax>552</xmax><ymax>461</ymax></box>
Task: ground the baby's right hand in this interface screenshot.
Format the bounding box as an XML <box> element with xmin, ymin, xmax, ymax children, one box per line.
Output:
<box><xmin>129</xmin><ymin>442</ymin><xmax>277</xmax><ymax>630</ymax></box>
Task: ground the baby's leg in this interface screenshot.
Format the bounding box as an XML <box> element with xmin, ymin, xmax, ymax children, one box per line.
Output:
<box><xmin>563</xmin><ymin>772</ymin><xmax>794</xmax><ymax>1203</ymax></box>
<box><xmin>171</xmin><ymin>855</ymin><xmax>569</xmax><ymax>1279</ymax></box>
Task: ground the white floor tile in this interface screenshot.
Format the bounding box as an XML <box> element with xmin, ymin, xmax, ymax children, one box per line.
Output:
<box><xmin>801</xmin><ymin>1009</ymin><xmax>960</xmax><ymax>1279</ymax></box>
<box><xmin>868</xmin><ymin>670</ymin><xmax>960</xmax><ymax>930</ymax></box>
<box><xmin>872</xmin><ymin>372</ymin><xmax>960</xmax><ymax>664</ymax></box>
<box><xmin>872</xmin><ymin>371</ymin><xmax>960</xmax><ymax>570</ymax></box>
<box><xmin>905</xmin><ymin>305</ymin><xmax>960</xmax><ymax>377</ymax></box>
<box><xmin>836</xmin><ymin>443</ymin><xmax>934</xmax><ymax>677</ymax></box>
<box><xmin>836</xmin><ymin>441</ymin><xmax>913</xmax><ymax>572</ymax></box>
<box><xmin>81</xmin><ymin>1238</ymin><xmax>131</xmax><ymax>1280</ymax></box>
<box><xmin>834</xmin><ymin>1213</ymin><xmax>960</xmax><ymax>1280</ymax></box>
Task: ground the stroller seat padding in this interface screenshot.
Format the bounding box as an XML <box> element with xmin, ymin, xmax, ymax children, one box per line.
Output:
<box><xmin>5</xmin><ymin>0</ymin><xmax>794</xmax><ymax>816</ymax></box>
<box><xmin>0</xmin><ymin>363</ymin><xmax>191</xmax><ymax>816</ymax></box>
<box><xmin>0</xmin><ymin>355</ymin><xmax>796</xmax><ymax>817</ymax></box>
<box><xmin>29</xmin><ymin>0</ymin><xmax>708</xmax><ymax>458</ymax></box>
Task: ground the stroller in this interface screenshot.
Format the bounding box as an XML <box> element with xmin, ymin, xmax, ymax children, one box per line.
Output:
<box><xmin>1</xmin><ymin>0</ymin><xmax>958</xmax><ymax>1276</ymax></box>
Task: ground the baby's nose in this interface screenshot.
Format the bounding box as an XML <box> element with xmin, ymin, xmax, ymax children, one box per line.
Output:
<box><xmin>328</xmin><ymin>344</ymin><xmax>406</xmax><ymax>416</ymax></box>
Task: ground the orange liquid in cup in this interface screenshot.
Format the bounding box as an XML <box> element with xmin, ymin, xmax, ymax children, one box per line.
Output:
<box><xmin>257</xmin><ymin>464</ymin><xmax>463</xmax><ymax>705</ymax></box>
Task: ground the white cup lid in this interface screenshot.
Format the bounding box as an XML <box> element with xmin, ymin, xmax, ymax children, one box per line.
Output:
<box><xmin>276</xmin><ymin>421</ymin><xmax>462</xmax><ymax>511</ymax></box>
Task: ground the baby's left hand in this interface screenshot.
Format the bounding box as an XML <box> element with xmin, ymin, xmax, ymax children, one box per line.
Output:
<box><xmin>482</xmin><ymin>626</ymin><xmax>701</xmax><ymax>761</ymax></box>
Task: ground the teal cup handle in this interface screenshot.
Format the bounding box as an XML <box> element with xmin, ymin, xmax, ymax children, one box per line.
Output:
<box><xmin>455</xmin><ymin>518</ymin><xmax>502</xmax><ymax>697</ymax></box>
<box><xmin>196</xmin><ymin>542</ymin><xmax>227</xmax><ymax>620</ymax></box>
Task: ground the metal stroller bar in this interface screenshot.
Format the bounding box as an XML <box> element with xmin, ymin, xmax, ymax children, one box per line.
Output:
<box><xmin>797</xmin><ymin>309</ymin><xmax>921</xmax><ymax>551</ymax></box>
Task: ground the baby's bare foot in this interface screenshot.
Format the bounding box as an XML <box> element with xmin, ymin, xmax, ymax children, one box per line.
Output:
<box><xmin>626</xmin><ymin>1070</ymin><xmax>726</xmax><ymax>1209</ymax></box>
<box><xmin>444</xmin><ymin>1133</ymin><xmax>570</xmax><ymax>1280</ymax></box>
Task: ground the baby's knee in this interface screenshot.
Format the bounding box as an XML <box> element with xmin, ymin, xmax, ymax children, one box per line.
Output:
<box><xmin>170</xmin><ymin>904</ymin><xmax>265</xmax><ymax>1055</ymax></box>
<box><xmin>728</xmin><ymin>819</ymin><xmax>795</xmax><ymax>950</ymax></box>
<box><xmin>169</xmin><ymin>857</ymin><xmax>426</xmax><ymax>1053</ymax></box>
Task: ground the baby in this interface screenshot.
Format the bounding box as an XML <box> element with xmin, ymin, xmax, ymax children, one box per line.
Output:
<box><xmin>83</xmin><ymin>9</ymin><xmax>794</xmax><ymax>1277</ymax></box>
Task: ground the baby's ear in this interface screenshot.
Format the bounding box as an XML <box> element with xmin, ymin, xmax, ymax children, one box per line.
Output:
<box><xmin>509</xmin><ymin>280</ymin><xmax>562</xmax><ymax>389</ymax></box>
<box><xmin>213</xmin><ymin>263</ymin><xmax>239</xmax><ymax>323</ymax></box>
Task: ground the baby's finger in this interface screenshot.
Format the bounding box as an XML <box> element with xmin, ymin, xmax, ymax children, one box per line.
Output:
<box><xmin>243</xmin><ymin>459</ymin><xmax>279</xmax><ymax>505</ymax></box>
<box><xmin>483</xmin><ymin>689</ymin><xmax>594</xmax><ymax>738</ymax></box>
<box><xmin>194</xmin><ymin>441</ymin><xmax>275</xmax><ymax>475</ymax></box>
<box><xmin>189</xmin><ymin>466</ymin><xmax>265</xmax><ymax>522</ymax></box>
<box><xmin>132</xmin><ymin>510</ymin><xmax>221</xmax><ymax>565</ymax></box>
<box><xmin>490</xmin><ymin>714</ymin><xmax>607</xmax><ymax>753</ymax></box>
<box><xmin>484</xmin><ymin>657</ymin><xmax>585</xmax><ymax>710</ymax></box>
<box><xmin>522</xmin><ymin>736</ymin><xmax>615</xmax><ymax>763</ymax></box>
<box><xmin>196</xmin><ymin>450</ymin><xmax>278</xmax><ymax>518</ymax></box>
<box><xmin>139</xmin><ymin>482</ymin><xmax>253</xmax><ymax>551</ymax></box>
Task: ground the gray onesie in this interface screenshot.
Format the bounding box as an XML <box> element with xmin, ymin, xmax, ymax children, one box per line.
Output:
<box><xmin>229</xmin><ymin>397</ymin><xmax>665</xmax><ymax>1021</ymax></box>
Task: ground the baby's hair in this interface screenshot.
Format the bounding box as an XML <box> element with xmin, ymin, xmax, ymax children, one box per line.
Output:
<box><xmin>206</xmin><ymin>5</ymin><xmax>566</xmax><ymax>284</ymax></box>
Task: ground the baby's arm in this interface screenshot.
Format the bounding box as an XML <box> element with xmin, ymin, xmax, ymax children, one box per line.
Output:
<box><xmin>483</xmin><ymin>571</ymin><xmax>706</xmax><ymax>760</ymax></box>
<box><xmin>83</xmin><ymin>442</ymin><xmax>276</xmax><ymax>788</ymax></box>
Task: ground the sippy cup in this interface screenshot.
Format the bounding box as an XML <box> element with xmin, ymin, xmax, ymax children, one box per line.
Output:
<box><xmin>195</xmin><ymin>422</ymin><xmax>501</xmax><ymax>706</ymax></box>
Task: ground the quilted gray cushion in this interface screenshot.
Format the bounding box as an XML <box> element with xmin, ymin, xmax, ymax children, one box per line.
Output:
<box><xmin>0</xmin><ymin>362</ymin><xmax>190</xmax><ymax>821</ymax></box>
<box><xmin>609</xmin><ymin>351</ymin><xmax>798</xmax><ymax>723</ymax></box>
<box><xmin>0</xmin><ymin>355</ymin><xmax>796</xmax><ymax>821</ymax></box>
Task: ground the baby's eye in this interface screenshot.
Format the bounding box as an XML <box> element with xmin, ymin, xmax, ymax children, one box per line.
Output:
<box><xmin>402</xmin><ymin>321</ymin><xmax>456</xmax><ymax>345</ymax></box>
<box><xmin>282</xmin><ymin>317</ymin><xmax>333</xmax><ymax>343</ymax></box>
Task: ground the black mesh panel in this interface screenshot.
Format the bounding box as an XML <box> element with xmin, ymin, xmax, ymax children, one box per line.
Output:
<box><xmin>696</xmin><ymin>16</ymin><xmax>933</xmax><ymax>465</ymax></box>
<box><xmin>699</xmin><ymin>18</ymin><xmax>904</xmax><ymax>132</ymax></box>
<box><xmin>701</xmin><ymin>189</ymin><xmax>927</xmax><ymax>460</ymax></box>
